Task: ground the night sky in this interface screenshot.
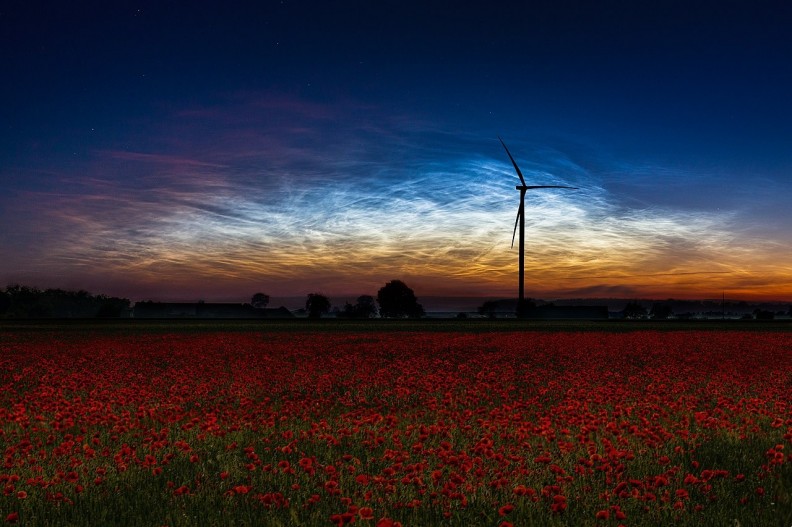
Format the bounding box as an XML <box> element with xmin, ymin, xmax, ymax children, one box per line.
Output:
<box><xmin>2</xmin><ymin>1</ymin><xmax>792</xmax><ymax>303</ymax></box>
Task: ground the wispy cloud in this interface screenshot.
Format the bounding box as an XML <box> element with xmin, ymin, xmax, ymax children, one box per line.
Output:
<box><xmin>2</xmin><ymin>93</ymin><xmax>790</xmax><ymax>301</ymax></box>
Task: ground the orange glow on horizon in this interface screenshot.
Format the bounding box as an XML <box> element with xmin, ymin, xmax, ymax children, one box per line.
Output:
<box><xmin>3</xmin><ymin>130</ymin><xmax>791</xmax><ymax>304</ymax></box>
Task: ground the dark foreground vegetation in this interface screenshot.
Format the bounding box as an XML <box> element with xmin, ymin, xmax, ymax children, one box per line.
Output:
<box><xmin>2</xmin><ymin>318</ymin><xmax>792</xmax><ymax>338</ymax></box>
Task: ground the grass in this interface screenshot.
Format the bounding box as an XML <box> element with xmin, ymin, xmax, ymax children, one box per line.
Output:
<box><xmin>2</xmin><ymin>317</ymin><xmax>792</xmax><ymax>337</ymax></box>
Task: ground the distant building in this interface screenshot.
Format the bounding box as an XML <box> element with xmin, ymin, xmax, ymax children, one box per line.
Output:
<box><xmin>132</xmin><ymin>302</ymin><xmax>293</xmax><ymax>319</ymax></box>
<box><xmin>524</xmin><ymin>305</ymin><xmax>609</xmax><ymax>320</ymax></box>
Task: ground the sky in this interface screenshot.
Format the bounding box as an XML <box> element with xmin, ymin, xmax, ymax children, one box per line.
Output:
<box><xmin>2</xmin><ymin>1</ymin><xmax>792</xmax><ymax>304</ymax></box>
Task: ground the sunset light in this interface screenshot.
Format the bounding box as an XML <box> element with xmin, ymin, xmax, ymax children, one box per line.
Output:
<box><xmin>2</xmin><ymin>3</ymin><xmax>791</xmax><ymax>305</ymax></box>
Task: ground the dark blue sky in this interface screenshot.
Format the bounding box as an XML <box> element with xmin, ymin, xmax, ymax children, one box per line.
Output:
<box><xmin>2</xmin><ymin>1</ymin><xmax>791</xmax><ymax>301</ymax></box>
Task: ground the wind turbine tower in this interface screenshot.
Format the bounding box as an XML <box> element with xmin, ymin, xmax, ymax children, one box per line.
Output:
<box><xmin>499</xmin><ymin>137</ymin><xmax>578</xmax><ymax>317</ymax></box>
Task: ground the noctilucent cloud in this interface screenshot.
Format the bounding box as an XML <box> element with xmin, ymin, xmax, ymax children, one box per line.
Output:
<box><xmin>2</xmin><ymin>2</ymin><xmax>791</xmax><ymax>302</ymax></box>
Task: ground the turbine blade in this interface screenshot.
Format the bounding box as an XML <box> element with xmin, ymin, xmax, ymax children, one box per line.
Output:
<box><xmin>498</xmin><ymin>136</ymin><xmax>527</xmax><ymax>186</ymax></box>
<box><xmin>511</xmin><ymin>207</ymin><xmax>521</xmax><ymax>248</ymax></box>
<box><xmin>524</xmin><ymin>185</ymin><xmax>578</xmax><ymax>190</ymax></box>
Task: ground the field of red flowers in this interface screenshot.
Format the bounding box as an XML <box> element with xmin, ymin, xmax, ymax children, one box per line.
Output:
<box><xmin>1</xmin><ymin>328</ymin><xmax>790</xmax><ymax>526</ymax></box>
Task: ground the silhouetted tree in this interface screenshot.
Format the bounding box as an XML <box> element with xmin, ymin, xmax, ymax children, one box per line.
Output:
<box><xmin>306</xmin><ymin>293</ymin><xmax>331</xmax><ymax>319</ymax></box>
<box><xmin>622</xmin><ymin>301</ymin><xmax>647</xmax><ymax>320</ymax></box>
<box><xmin>340</xmin><ymin>295</ymin><xmax>378</xmax><ymax>319</ymax></box>
<box><xmin>355</xmin><ymin>295</ymin><xmax>378</xmax><ymax>318</ymax></box>
<box><xmin>477</xmin><ymin>300</ymin><xmax>499</xmax><ymax>319</ymax></box>
<box><xmin>753</xmin><ymin>308</ymin><xmax>775</xmax><ymax>320</ymax></box>
<box><xmin>1</xmin><ymin>285</ymin><xmax>130</xmax><ymax>318</ymax></box>
<box><xmin>650</xmin><ymin>303</ymin><xmax>673</xmax><ymax>320</ymax></box>
<box><xmin>0</xmin><ymin>290</ymin><xmax>10</xmax><ymax>315</ymax></box>
<box><xmin>377</xmin><ymin>280</ymin><xmax>424</xmax><ymax>319</ymax></box>
<box><xmin>251</xmin><ymin>292</ymin><xmax>270</xmax><ymax>309</ymax></box>
<box><xmin>6</xmin><ymin>285</ymin><xmax>53</xmax><ymax>317</ymax></box>
<box><xmin>337</xmin><ymin>304</ymin><xmax>351</xmax><ymax>318</ymax></box>
<box><xmin>96</xmin><ymin>296</ymin><xmax>131</xmax><ymax>318</ymax></box>
<box><xmin>516</xmin><ymin>298</ymin><xmax>537</xmax><ymax>318</ymax></box>
<box><xmin>788</xmin><ymin>305</ymin><xmax>792</xmax><ymax>317</ymax></box>
<box><xmin>4</xmin><ymin>285</ymin><xmax>41</xmax><ymax>318</ymax></box>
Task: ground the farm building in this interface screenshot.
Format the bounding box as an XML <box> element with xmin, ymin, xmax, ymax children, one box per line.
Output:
<box><xmin>132</xmin><ymin>302</ymin><xmax>293</xmax><ymax>319</ymax></box>
<box><xmin>524</xmin><ymin>305</ymin><xmax>609</xmax><ymax>320</ymax></box>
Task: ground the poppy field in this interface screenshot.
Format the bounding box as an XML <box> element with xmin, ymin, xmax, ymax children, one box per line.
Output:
<box><xmin>1</xmin><ymin>327</ymin><xmax>791</xmax><ymax>526</ymax></box>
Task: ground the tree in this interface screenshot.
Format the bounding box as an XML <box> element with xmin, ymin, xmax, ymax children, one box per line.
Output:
<box><xmin>477</xmin><ymin>300</ymin><xmax>499</xmax><ymax>319</ymax></box>
<box><xmin>0</xmin><ymin>290</ymin><xmax>10</xmax><ymax>316</ymax></box>
<box><xmin>96</xmin><ymin>295</ymin><xmax>131</xmax><ymax>318</ymax></box>
<box><xmin>516</xmin><ymin>298</ymin><xmax>537</xmax><ymax>318</ymax></box>
<box><xmin>340</xmin><ymin>295</ymin><xmax>378</xmax><ymax>319</ymax></box>
<box><xmin>306</xmin><ymin>293</ymin><xmax>331</xmax><ymax>319</ymax></box>
<box><xmin>650</xmin><ymin>303</ymin><xmax>673</xmax><ymax>320</ymax></box>
<box><xmin>251</xmin><ymin>292</ymin><xmax>270</xmax><ymax>309</ymax></box>
<box><xmin>377</xmin><ymin>280</ymin><xmax>424</xmax><ymax>318</ymax></box>
<box><xmin>355</xmin><ymin>295</ymin><xmax>378</xmax><ymax>318</ymax></box>
<box><xmin>622</xmin><ymin>301</ymin><xmax>647</xmax><ymax>320</ymax></box>
<box><xmin>753</xmin><ymin>308</ymin><xmax>775</xmax><ymax>320</ymax></box>
<box><xmin>4</xmin><ymin>285</ymin><xmax>42</xmax><ymax>318</ymax></box>
<box><xmin>1</xmin><ymin>284</ymin><xmax>130</xmax><ymax>318</ymax></box>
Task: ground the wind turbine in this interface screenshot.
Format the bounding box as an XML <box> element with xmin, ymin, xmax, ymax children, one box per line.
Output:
<box><xmin>498</xmin><ymin>137</ymin><xmax>577</xmax><ymax>317</ymax></box>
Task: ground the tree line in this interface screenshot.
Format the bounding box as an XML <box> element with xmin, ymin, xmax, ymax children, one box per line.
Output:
<box><xmin>0</xmin><ymin>279</ymin><xmax>425</xmax><ymax>320</ymax></box>
<box><xmin>0</xmin><ymin>285</ymin><xmax>131</xmax><ymax>319</ymax></box>
<box><xmin>254</xmin><ymin>279</ymin><xmax>425</xmax><ymax>319</ymax></box>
